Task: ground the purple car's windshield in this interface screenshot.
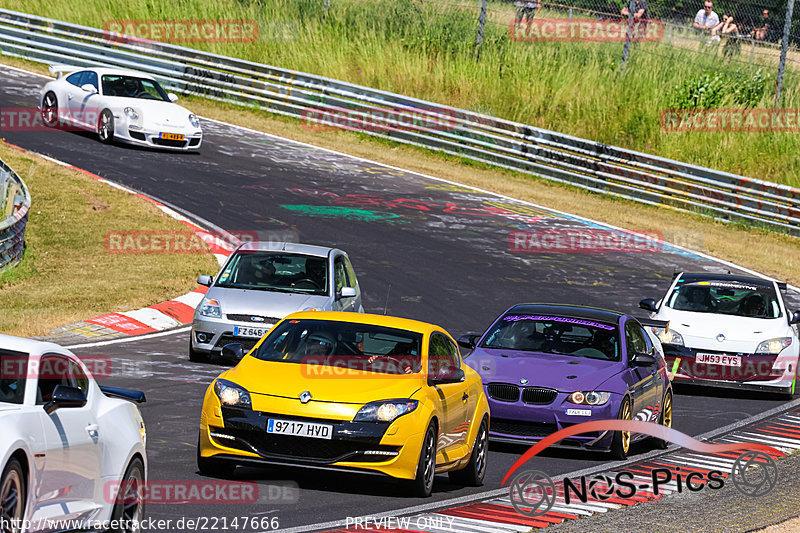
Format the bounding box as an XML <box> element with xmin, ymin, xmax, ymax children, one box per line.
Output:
<box><xmin>480</xmin><ymin>314</ymin><xmax>620</xmax><ymax>361</ymax></box>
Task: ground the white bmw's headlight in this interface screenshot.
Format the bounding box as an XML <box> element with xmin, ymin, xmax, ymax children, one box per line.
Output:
<box><xmin>756</xmin><ymin>337</ymin><xmax>792</xmax><ymax>354</ymax></box>
<box><xmin>198</xmin><ymin>298</ymin><xmax>222</xmax><ymax>318</ymax></box>
<box><xmin>354</xmin><ymin>400</ymin><xmax>418</xmax><ymax>422</ymax></box>
<box><xmin>124</xmin><ymin>107</ymin><xmax>139</xmax><ymax>120</ymax></box>
<box><xmin>653</xmin><ymin>327</ymin><xmax>684</xmax><ymax>346</ymax></box>
<box><xmin>188</xmin><ymin>113</ymin><xmax>200</xmax><ymax>128</ymax></box>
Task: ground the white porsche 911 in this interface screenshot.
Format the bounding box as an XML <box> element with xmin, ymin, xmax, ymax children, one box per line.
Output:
<box><xmin>640</xmin><ymin>272</ymin><xmax>800</xmax><ymax>395</ymax></box>
<box><xmin>0</xmin><ymin>335</ymin><xmax>147</xmax><ymax>533</ymax></box>
<box><xmin>38</xmin><ymin>65</ymin><xmax>202</xmax><ymax>151</ymax></box>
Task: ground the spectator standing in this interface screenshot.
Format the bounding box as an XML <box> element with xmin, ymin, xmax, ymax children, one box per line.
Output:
<box><xmin>621</xmin><ymin>0</ymin><xmax>649</xmax><ymax>38</ymax></box>
<box><xmin>514</xmin><ymin>0</ymin><xmax>540</xmax><ymax>31</ymax></box>
<box><xmin>693</xmin><ymin>1</ymin><xmax>720</xmax><ymax>33</ymax></box>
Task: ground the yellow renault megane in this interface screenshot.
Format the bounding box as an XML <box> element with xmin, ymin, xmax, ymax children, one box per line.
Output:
<box><xmin>197</xmin><ymin>312</ymin><xmax>489</xmax><ymax>496</ymax></box>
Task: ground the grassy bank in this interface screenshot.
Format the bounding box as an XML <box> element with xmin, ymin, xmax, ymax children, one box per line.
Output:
<box><xmin>0</xmin><ymin>143</ymin><xmax>218</xmax><ymax>337</ymax></box>
<box><xmin>5</xmin><ymin>0</ymin><xmax>800</xmax><ymax>186</ymax></box>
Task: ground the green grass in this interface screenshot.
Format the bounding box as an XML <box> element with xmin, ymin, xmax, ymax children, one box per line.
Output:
<box><xmin>6</xmin><ymin>0</ymin><xmax>800</xmax><ymax>185</ymax></box>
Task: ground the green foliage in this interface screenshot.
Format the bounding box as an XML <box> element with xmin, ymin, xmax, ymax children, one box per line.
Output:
<box><xmin>669</xmin><ymin>68</ymin><xmax>770</xmax><ymax>109</ymax></box>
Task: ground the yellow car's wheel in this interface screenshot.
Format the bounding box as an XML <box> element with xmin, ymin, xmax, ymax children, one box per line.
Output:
<box><xmin>610</xmin><ymin>396</ymin><xmax>631</xmax><ymax>460</ymax></box>
<box><xmin>448</xmin><ymin>417</ymin><xmax>488</xmax><ymax>487</ymax></box>
<box><xmin>406</xmin><ymin>422</ymin><xmax>437</xmax><ymax>497</ymax></box>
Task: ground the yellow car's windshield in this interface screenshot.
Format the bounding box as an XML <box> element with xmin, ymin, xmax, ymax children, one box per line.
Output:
<box><xmin>254</xmin><ymin>319</ymin><xmax>423</xmax><ymax>375</ymax></box>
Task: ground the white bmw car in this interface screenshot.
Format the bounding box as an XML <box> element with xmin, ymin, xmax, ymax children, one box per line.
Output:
<box><xmin>38</xmin><ymin>65</ymin><xmax>202</xmax><ymax>150</ymax></box>
<box><xmin>0</xmin><ymin>335</ymin><xmax>147</xmax><ymax>533</ymax></box>
<box><xmin>640</xmin><ymin>272</ymin><xmax>800</xmax><ymax>395</ymax></box>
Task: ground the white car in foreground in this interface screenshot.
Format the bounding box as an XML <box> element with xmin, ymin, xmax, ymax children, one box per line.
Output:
<box><xmin>39</xmin><ymin>65</ymin><xmax>202</xmax><ymax>150</ymax></box>
<box><xmin>640</xmin><ymin>272</ymin><xmax>800</xmax><ymax>395</ymax></box>
<box><xmin>0</xmin><ymin>335</ymin><xmax>147</xmax><ymax>533</ymax></box>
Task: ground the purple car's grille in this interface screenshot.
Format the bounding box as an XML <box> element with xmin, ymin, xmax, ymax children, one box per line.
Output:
<box><xmin>491</xmin><ymin>418</ymin><xmax>557</xmax><ymax>438</ymax></box>
<box><xmin>487</xmin><ymin>383</ymin><xmax>520</xmax><ymax>402</ymax></box>
<box><xmin>522</xmin><ymin>387</ymin><xmax>558</xmax><ymax>405</ymax></box>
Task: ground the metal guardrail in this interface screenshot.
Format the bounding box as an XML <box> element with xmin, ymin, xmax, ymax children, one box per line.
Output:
<box><xmin>1</xmin><ymin>8</ymin><xmax>798</xmax><ymax>235</ymax></box>
<box><xmin>0</xmin><ymin>156</ymin><xmax>30</xmax><ymax>272</ymax></box>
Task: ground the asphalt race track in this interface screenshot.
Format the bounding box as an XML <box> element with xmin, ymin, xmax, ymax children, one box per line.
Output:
<box><xmin>4</xmin><ymin>66</ymin><xmax>799</xmax><ymax>531</ymax></box>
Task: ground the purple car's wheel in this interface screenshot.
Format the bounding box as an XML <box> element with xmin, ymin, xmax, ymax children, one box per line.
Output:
<box><xmin>654</xmin><ymin>390</ymin><xmax>673</xmax><ymax>449</ymax></box>
<box><xmin>610</xmin><ymin>397</ymin><xmax>631</xmax><ymax>460</ymax></box>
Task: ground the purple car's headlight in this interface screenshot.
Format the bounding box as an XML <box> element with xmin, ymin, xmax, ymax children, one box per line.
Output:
<box><xmin>568</xmin><ymin>391</ymin><xmax>611</xmax><ymax>406</ymax></box>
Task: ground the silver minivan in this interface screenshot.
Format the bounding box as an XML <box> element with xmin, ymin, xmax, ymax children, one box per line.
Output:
<box><xmin>189</xmin><ymin>242</ymin><xmax>363</xmax><ymax>362</ymax></box>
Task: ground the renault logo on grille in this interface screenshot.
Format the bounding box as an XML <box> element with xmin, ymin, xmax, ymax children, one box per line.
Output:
<box><xmin>299</xmin><ymin>391</ymin><xmax>312</xmax><ymax>404</ymax></box>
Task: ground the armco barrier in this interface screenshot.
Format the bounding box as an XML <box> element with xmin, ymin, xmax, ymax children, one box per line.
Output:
<box><xmin>0</xmin><ymin>155</ymin><xmax>30</xmax><ymax>271</ymax></box>
<box><xmin>1</xmin><ymin>9</ymin><xmax>798</xmax><ymax>235</ymax></box>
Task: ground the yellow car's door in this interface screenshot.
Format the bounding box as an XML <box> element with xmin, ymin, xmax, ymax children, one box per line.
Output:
<box><xmin>428</xmin><ymin>332</ymin><xmax>469</xmax><ymax>462</ymax></box>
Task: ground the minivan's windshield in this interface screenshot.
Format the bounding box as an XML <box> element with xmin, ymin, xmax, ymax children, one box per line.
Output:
<box><xmin>666</xmin><ymin>278</ymin><xmax>781</xmax><ymax>319</ymax></box>
<box><xmin>215</xmin><ymin>252</ymin><xmax>329</xmax><ymax>296</ymax></box>
<box><xmin>480</xmin><ymin>314</ymin><xmax>620</xmax><ymax>361</ymax></box>
<box><xmin>254</xmin><ymin>319</ymin><xmax>423</xmax><ymax>375</ymax></box>
<box><xmin>0</xmin><ymin>350</ymin><xmax>27</xmax><ymax>405</ymax></box>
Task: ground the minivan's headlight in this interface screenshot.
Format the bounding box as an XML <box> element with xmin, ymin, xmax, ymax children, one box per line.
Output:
<box><xmin>124</xmin><ymin>107</ymin><xmax>139</xmax><ymax>120</ymax></box>
<box><xmin>756</xmin><ymin>337</ymin><xmax>792</xmax><ymax>354</ymax></box>
<box><xmin>354</xmin><ymin>400</ymin><xmax>418</xmax><ymax>422</ymax></box>
<box><xmin>214</xmin><ymin>379</ymin><xmax>252</xmax><ymax>408</ymax></box>
<box><xmin>199</xmin><ymin>298</ymin><xmax>222</xmax><ymax>318</ymax></box>
<box><xmin>189</xmin><ymin>113</ymin><xmax>200</xmax><ymax>128</ymax></box>
<box><xmin>652</xmin><ymin>327</ymin><xmax>684</xmax><ymax>346</ymax></box>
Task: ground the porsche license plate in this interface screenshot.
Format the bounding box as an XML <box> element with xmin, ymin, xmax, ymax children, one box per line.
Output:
<box><xmin>267</xmin><ymin>419</ymin><xmax>332</xmax><ymax>440</ymax></box>
<box><xmin>160</xmin><ymin>132</ymin><xmax>185</xmax><ymax>141</ymax></box>
<box><xmin>233</xmin><ymin>326</ymin><xmax>267</xmax><ymax>338</ymax></box>
<box><xmin>696</xmin><ymin>353</ymin><xmax>741</xmax><ymax>367</ymax></box>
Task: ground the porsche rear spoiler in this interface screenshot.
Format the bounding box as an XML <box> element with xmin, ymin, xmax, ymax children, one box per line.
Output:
<box><xmin>100</xmin><ymin>385</ymin><xmax>146</xmax><ymax>403</ymax></box>
<box><xmin>635</xmin><ymin>318</ymin><xmax>669</xmax><ymax>329</ymax></box>
<box><xmin>48</xmin><ymin>64</ymin><xmax>81</xmax><ymax>78</ymax></box>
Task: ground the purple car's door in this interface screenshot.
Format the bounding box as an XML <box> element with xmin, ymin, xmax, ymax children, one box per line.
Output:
<box><xmin>624</xmin><ymin>321</ymin><xmax>662</xmax><ymax>422</ymax></box>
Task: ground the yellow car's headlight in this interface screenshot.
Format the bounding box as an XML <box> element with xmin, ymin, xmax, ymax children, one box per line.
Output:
<box><xmin>214</xmin><ymin>379</ymin><xmax>252</xmax><ymax>409</ymax></box>
<box><xmin>354</xmin><ymin>400</ymin><xmax>418</xmax><ymax>422</ymax></box>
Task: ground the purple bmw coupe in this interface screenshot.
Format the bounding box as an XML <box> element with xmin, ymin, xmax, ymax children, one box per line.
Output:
<box><xmin>460</xmin><ymin>304</ymin><xmax>672</xmax><ymax>459</ymax></box>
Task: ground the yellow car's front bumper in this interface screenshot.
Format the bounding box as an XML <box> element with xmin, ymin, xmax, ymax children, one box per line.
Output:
<box><xmin>199</xmin><ymin>387</ymin><xmax>430</xmax><ymax>480</ymax></box>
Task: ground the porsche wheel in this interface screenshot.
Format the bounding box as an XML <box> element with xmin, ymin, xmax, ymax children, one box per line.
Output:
<box><xmin>41</xmin><ymin>92</ymin><xmax>59</xmax><ymax>128</ymax></box>
<box><xmin>110</xmin><ymin>457</ymin><xmax>144</xmax><ymax>533</ymax></box>
<box><xmin>406</xmin><ymin>422</ymin><xmax>437</xmax><ymax>497</ymax></box>
<box><xmin>0</xmin><ymin>458</ymin><xmax>25</xmax><ymax>533</ymax></box>
<box><xmin>610</xmin><ymin>397</ymin><xmax>632</xmax><ymax>460</ymax></box>
<box><xmin>98</xmin><ymin>109</ymin><xmax>115</xmax><ymax>144</ymax></box>
<box><xmin>448</xmin><ymin>417</ymin><xmax>487</xmax><ymax>487</ymax></box>
<box><xmin>654</xmin><ymin>390</ymin><xmax>673</xmax><ymax>449</ymax></box>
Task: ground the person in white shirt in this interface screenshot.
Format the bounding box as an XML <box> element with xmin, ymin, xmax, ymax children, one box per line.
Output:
<box><xmin>693</xmin><ymin>1</ymin><xmax>720</xmax><ymax>33</ymax></box>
